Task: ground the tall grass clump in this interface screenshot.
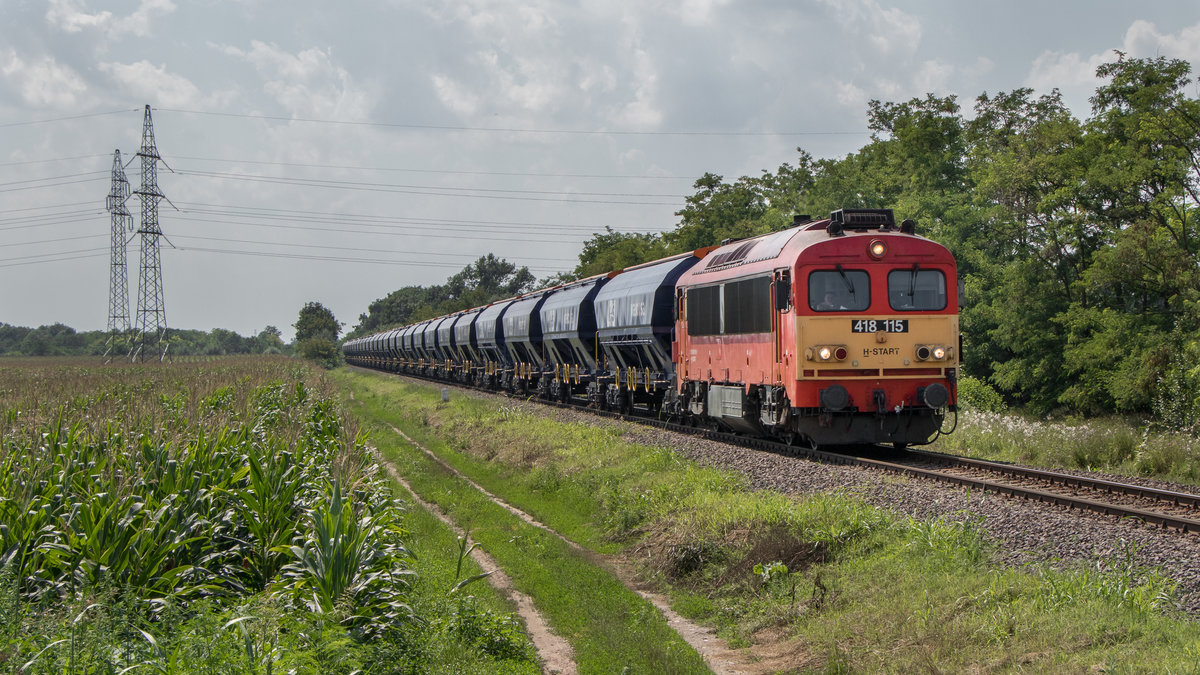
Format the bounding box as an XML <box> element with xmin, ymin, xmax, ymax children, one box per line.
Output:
<box><xmin>933</xmin><ymin>403</ymin><xmax>1200</xmax><ymax>484</ymax></box>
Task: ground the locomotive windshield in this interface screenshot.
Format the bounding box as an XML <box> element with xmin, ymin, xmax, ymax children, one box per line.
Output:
<box><xmin>888</xmin><ymin>268</ymin><xmax>946</xmax><ymax>310</ymax></box>
<box><xmin>808</xmin><ymin>269</ymin><xmax>870</xmax><ymax>312</ymax></box>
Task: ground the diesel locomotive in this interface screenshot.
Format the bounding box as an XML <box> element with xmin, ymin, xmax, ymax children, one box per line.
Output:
<box><xmin>343</xmin><ymin>208</ymin><xmax>959</xmax><ymax>448</ymax></box>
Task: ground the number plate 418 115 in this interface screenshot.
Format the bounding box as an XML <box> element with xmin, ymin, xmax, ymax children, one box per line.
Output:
<box><xmin>851</xmin><ymin>319</ymin><xmax>908</xmax><ymax>333</ymax></box>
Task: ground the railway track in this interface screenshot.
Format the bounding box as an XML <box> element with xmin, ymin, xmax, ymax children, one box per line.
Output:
<box><xmin>604</xmin><ymin>409</ymin><xmax>1200</xmax><ymax>534</ymax></box>
<box><xmin>370</xmin><ymin>368</ymin><xmax>1200</xmax><ymax>536</ymax></box>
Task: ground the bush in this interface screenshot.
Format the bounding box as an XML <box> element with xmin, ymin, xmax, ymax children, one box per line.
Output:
<box><xmin>298</xmin><ymin>338</ymin><xmax>342</xmax><ymax>369</ymax></box>
<box><xmin>957</xmin><ymin>376</ymin><xmax>1006</xmax><ymax>412</ymax></box>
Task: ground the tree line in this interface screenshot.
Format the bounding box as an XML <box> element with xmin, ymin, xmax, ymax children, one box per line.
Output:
<box><xmin>347</xmin><ymin>253</ymin><xmax>536</xmax><ymax>338</ymax></box>
<box><xmin>351</xmin><ymin>54</ymin><xmax>1200</xmax><ymax>423</ymax></box>
<box><xmin>0</xmin><ymin>323</ymin><xmax>286</xmax><ymax>358</ymax></box>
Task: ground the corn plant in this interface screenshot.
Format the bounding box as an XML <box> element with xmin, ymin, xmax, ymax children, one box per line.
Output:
<box><xmin>230</xmin><ymin>445</ymin><xmax>305</xmax><ymax>591</ymax></box>
<box><xmin>278</xmin><ymin>480</ymin><xmax>415</xmax><ymax>638</ymax></box>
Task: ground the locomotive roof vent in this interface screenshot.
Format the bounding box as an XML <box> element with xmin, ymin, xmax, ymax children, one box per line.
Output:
<box><xmin>705</xmin><ymin>240</ymin><xmax>757</xmax><ymax>269</ymax></box>
<box><xmin>828</xmin><ymin>208</ymin><xmax>895</xmax><ymax>235</ymax></box>
<box><xmin>792</xmin><ymin>214</ymin><xmax>813</xmax><ymax>227</ymax></box>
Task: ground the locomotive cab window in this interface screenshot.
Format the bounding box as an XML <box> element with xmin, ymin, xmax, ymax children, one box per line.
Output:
<box><xmin>808</xmin><ymin>270</ymin><xmax>870</xmax><ymax>312</ymax></box>
<box><xmin>888</xmin><ymin>269</ymin><xmax>947</xmax><ymax>311</ymax></box>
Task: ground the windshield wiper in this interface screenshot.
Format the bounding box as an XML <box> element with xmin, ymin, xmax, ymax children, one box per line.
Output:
<box><xmin>835</xmin><ymin>264</ymin><xmax>856</xmax><ymax>298</ymax></box>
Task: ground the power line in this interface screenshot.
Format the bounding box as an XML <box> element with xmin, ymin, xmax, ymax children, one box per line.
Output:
<box><xmin>0</xmin><ymin>250</ymin><xmax>108</xmax><ymax>269</ymax></box>
<box><xmin>174</xmin><ymin>201</ymin><xmax>662</xmax><ymax>233</ymax></box>
<box><xmin>0</xmin><ymin>210</ymin><xmax>105</xmax><ymax>230</ymax></box>
<box><xmin>0</xmin><ymin>241</ymin><xmax>572</xmax><ymax>273</ymax></box>
<box><xmin>0</xmin><ymin>175</ymin><xmax>108</xmax><ymax>194</ymax></box>
<box><xmin>0</xmin><ymin>154</ymin><xmax>110</xmax><ymax>168</ymax></box>
<box><xmin>168</xmin><ymin>214</ymin><xmax>649</xmax><ymax>245</ymax></box>
<box><xmin>174</xmin><ymin>245</ymin><xmax>566</xmax><ymax>272</ymax></box>
<box><xmin>0</xmin><ymin>245</ymin><xmax>110</xmax><ymax>263</ymax></box>
<box><xmin>171</xmin><ymin>233</ymin><xmax>578</xmax><ymax>264</ymax></box>
<box><xmin>0</xmin><ymin>170</ymin><xmax>109</xmax><ymax>188</ymax></box>
<box><xmin>176</xmin><ymin>168</ymin><xmax>684</xmax><ymax>204</ymax></box>
<box><xmin>170</xmin><ymin>154</ymin><xmax>695</xmax><ymax>181</ymax></box>
<box><xmin>0</xmin><ymin>108</ymin><xmax>140</xmax><ymax>129</ymax></box>
<box><xmin>6</xmin><ymin>233</ymin><xmax>106</xmax><ymax>247</ymax></box>
<box><xmin>169</xmin><ymin>216</ymin><xmax>585</xmax><ymax>243</ymax></box>
<box><xmin>158</xmin><ymin>107</ymin><xmax>869</xmax><ymax>138</ymax></box>
<box><xmin>173</xmin><ymin>200</ymin><xmax>629</xmax><ymax>229</ymax></box>
<box><xmin>0</xmin><ymin>200</ymin><xmax>98</xmax><ymax>215</ymax></box>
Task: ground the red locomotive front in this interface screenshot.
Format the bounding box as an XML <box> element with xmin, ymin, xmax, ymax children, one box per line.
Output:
<box><xmin>671</xmin><ymin>209</ymin><xmax>958</xmax><ymax>447</ymax></box>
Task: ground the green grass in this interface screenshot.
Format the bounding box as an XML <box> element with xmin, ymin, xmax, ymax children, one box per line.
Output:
<box><xmin>340</xmin><ymin>371</ymin><xmax>711</xmax><ymax>674</ymax></box>
<box><xmin>336</xmin><ymin>369</ymin><xmax>1200</xmax><ymax>673</ymax></box>
<box><xmin>366</xmin><ymin>477</ymin><xmax>541</xmax><ymax>675</ymax></box>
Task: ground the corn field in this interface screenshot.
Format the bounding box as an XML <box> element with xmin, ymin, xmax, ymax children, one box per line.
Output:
<box><xmin>0</xmin><ymin>356</ymin><xmax>415</xmax><ymax>672</ymax></box>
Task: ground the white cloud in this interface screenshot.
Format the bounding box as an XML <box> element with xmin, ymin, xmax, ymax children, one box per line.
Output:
<box><xmin>1025</xmin><ymin>49</ymin><xmax>1107</xmax><ymax>93</ymax></box>
<box><xmin>116</xmin><ymin>0</ymin><xmax>176</xmax><ymax>37</ymax></box>
<box><xmin>834</xmin><ymin>80</ymin><xmax>867</xmax><ymax>109</ymax></box>
<box><xmin>613</xmin><ymin>47</ymin><xmax>661</xmax><ymax>129</ymax></box>
<box><xmin>217</xmin><ymin>41</ymin><xmax>375</xmax><ymax>120</ymax></box>
<box><xmin>576</xmin><ymin>63</ymin><xmax>618</xmax><ymax>95</ymax></box>
<box><xmin>412</xmin><ymin>0</ymin><xmax>578</xmax><ymax>118</ymax></box>
<box><xmin>820</xmin><ymin>0</ymin><xmax>921</xmax><ymax>56</ymax></box>
<box><xmin>45</xmin><ymin>0</ymin><xmax>112</xmax><ymax>33</ymax></box>
<box><xmin>912</xmin><ymin>59</ymin><xmax>955</xmax><ymax>94</ymax></box>
<box><xmin>1122</xmin><ymin>19</ymin><xmax>1200</xmax><ymax>62</ymax></box>
<box><xmin>673</xmin><ymin>0</ymin><xmax>733</xmax><ymax>27</ymax></box>
<box><xmin>98</xmin><ymin>60</ymin><xmax>199</xmax><ymax>107</ymax></box>
<box><xmin>1025</xmin><ymin>20</ymin><xmax>1200</xmax><ymax>97</ymax></box>
<box><xmin>45</xmin><ymin>0</ymin><xmax>175</xmax><ymax>37</ymax></box>
<box><xmin>431</xmin><ymin>73</ymin><xmax>480</xmax><ymax>117</ymax></box>
<box><xmin>0</xmin><ymin>50</ymin><xmax>88</xmax><ymax>107</ymax></box>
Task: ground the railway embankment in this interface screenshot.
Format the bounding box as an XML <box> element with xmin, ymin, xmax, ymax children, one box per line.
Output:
<box><xmin>337</xmin><ymin>368</ymin><xmax>1200</xmax><ymax>673</ymax></box>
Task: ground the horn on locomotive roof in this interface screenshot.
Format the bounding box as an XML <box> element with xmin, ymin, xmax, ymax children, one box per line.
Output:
<box><xmin>828</xmin><ymin>208</ymin><xmax>896</xmax><ymax>235</ymax></box>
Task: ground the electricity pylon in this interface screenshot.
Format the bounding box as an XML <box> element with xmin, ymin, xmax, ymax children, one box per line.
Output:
<box><xmin>132</xmin><ymin>105</ymin><xmax>169</xmax><ymax>362</ymax></box>
<box><xmin>105</xmin><ymin>149</ymin><xmax>133</xmax><ymax>359</ymax></box>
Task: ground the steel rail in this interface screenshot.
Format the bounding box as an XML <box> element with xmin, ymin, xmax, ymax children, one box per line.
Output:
<box><xmin>361</xmin><ymin>367</ymin><xmax>1200</xmax><ymax>535</ymax></box>
<box><xmin>904</xmin><ymin>448</ymin><xmax>1200</xmax><ymax>509</ymax></box>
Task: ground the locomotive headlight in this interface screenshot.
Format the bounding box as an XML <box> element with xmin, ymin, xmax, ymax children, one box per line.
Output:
<box><xmin>810</xmin><ymin>345</ymin><xmax>848</xmax><ymax>362</ymax></box>
<box><xmin>869</xmin><ymin>240</ymin><xmax>887</xmax><ymax>259</ymax></box>
<box><xmin>916</xmin><ymin>344</ymin><xmax>948</xmax><ymax>361</ymax></box>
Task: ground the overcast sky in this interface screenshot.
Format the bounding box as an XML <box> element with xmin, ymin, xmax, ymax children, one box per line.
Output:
<box><xmin>2</xmin><ymin>1</ymin><xmax>1199</xmax><ymax>342</ymax></box>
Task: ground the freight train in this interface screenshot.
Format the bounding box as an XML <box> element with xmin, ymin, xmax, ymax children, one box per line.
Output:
<box><xmin>343</xmin><ymin>209</ymin><xmax>959</xmax><ymax>448</ymax></box>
